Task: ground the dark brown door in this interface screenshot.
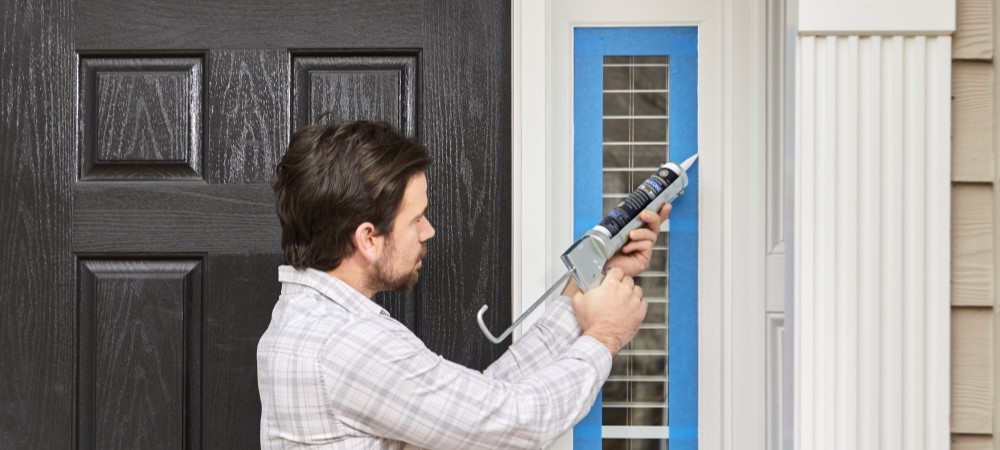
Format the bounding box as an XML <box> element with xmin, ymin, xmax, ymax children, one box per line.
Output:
<box><xmin>0</xmin><ymin>1</ymin><xmax>511</xmax><ymax>448</ymax></box>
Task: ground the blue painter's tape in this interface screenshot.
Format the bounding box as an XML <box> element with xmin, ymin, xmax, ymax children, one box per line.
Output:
<box><xmin>666</xmin><ymin>27</ymin><xmax>699</xmax><ymax>450</ymax></box>
<box><xmin>572</xmin><ymin>391</ymin><xmax>603</xmax><ymax>450</ymax></box>
<box><xmin>574</xmin><ymin>30</ymin><xmax>604</xmax><ymax>240</ymax></box>
<box><xmin>572</xmin><ymin>26</ymin><xmax>698</xmax><ymax>450</ymax></box>
<box><xmin>572</xmin><ymin>29</ymin><xmax>604</xmax><ymax>450</ymax></box>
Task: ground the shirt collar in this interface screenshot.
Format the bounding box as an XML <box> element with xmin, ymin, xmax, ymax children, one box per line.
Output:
<box><xmin>277</xmin><ymin>265</ymin><xmax>389</xmax><ymax>316</ymax></box>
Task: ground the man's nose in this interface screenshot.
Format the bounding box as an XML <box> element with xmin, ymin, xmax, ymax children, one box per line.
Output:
<box><xmin>422</xmin><ymin>218</ymin><xmax>436</xmax><ymax>241</ymax></box>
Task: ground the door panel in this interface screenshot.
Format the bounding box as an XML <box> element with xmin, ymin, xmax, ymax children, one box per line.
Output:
<box><xmin>292</xmin><ymin>54</ymin><xmax>418</xmax><ymax>134</ymax></box>
<box><xmin>77</xmin><ymin>259</ymin><xmax>202</xmax><ymax>450</ymax></box>
<box><xmin>1</xmin><ymin>0</ymin><xmax>511</xmax><ymax>447</ymax></box>
<box><xmin>79</xmin><ymin>56</ymin><xmax>203</xmax><ymax>180</ymax></box>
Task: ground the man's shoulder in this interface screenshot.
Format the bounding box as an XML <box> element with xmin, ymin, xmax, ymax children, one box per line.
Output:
<box><xmin>320</xmin><ymin>310</ymin><xmax>418</xmax><ymax>353</ymax></box>
<box><xmin>258</xmin><ymin>291</ymin><xmax>359</xmax><ymax>358</ymax></box>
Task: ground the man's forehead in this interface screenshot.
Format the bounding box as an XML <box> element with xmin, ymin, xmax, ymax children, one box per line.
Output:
<box><xmin>403</xmin><ymin>172</ymin><xmax>428</xmax><ymax>208</ymax></box>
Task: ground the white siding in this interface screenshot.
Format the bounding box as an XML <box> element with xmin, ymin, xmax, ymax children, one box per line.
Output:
<box><xmin>795</xmin><ymin>35</ymin><xmax>951</xmax><ymax>450</ymax></box>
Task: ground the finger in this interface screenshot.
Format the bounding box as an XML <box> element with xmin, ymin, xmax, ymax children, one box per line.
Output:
<box><xmin>658</xmin><ymin>204</ymin><xmax>672</xmax><ymax>221</ymax></box>
<box><xmin>622</xmin><ymin>275</ymin><xmax>635</xmax><ymax>290</ymax></box>
<box><xmin>621</xmin><ymin>239</ymin><xmax>654</xmax><ymax>255</ymax></box>
<box><xmin>604</xmin><ymin>266</ymin><xmax>625</xmax><ymax>283</ymax></box>
<box><xmin>628</xmin><ymin>227</ymin><xmax>658</xmax><ymax>243</ymax></box>
<box><xmin>633</xmin><ymin>285</ymin><xmax>644</xmax><ymax>300</ymax></box>
<box><xmin>638</xmin><ymin>210</ymin><xmax>661</xmax><ymax>231</ymax></box>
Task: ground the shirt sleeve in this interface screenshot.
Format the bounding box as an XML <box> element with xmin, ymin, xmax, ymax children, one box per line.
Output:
<box><xmin>483</xmin><ymin>296</ymin><xmax>583</xmax><ymax>382</ymax></box>
<box><xmin>319</xmin><ymin>314</ymin><xmax>612</xmax><ymax>450</ymax></box>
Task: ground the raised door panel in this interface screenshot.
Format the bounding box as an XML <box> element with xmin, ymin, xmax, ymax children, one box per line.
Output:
<box><xmin>292</xmin><ymin>55</ymin><xmax>418</xmax><ymax>135</ymax></box>
<box><xmin>77</xmin><ymin>260</ymin><xmax>202</xmax><ymax>450</ymax></box>
<box><xmin>78</xmin><ymin>57</ymin><xmax>203</xmax><ymax>180</ymax></box>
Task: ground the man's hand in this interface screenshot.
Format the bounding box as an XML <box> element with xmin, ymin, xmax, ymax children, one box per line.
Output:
<box><xmin>605</xmin><ymin>204</ymin><xmax>671</xmax><ymax>277</ymax></box>
<box><xmin>560</xmin><ymin>204</ymin><xmax>671</xmax><ymax>298</ymax></box>
<box><xmin>571</xmin><ymin>267</ymin><xmax>646</xmax><ymax>357</ymax></box>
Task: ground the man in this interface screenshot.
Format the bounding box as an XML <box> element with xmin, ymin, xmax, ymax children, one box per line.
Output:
<box><xmin>258</xmin><ymin>120</ymin><xmax>670</xmax><ymax>449</ymax></box>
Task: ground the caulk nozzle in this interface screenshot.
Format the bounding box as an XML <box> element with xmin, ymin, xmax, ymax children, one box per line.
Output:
<box><xmin>680</xmin><ymin>153</ymin><xmax>699</xmax><ymax>171</ymax></box>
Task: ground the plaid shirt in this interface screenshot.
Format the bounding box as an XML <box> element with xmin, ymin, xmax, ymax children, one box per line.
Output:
<box><xmin>257</xmin><ymin>266</ymin><xmax>612</xmax><ymax>449</ymax></box>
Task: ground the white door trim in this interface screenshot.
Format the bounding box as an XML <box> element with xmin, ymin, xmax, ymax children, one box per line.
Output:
<box><xmin>511</xmin><ymin>0</ymin><xmax>769</xmax><ymax>448</ymax></box>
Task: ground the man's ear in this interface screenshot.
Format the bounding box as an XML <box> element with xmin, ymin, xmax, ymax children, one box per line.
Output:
<box><xmin>353</xmin><ymin>222</ymin><xmax>382</xmax><ymax>264</ymax></box>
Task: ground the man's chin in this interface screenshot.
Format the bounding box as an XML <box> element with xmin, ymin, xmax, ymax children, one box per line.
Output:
<box><xmin>390</xmin><ymin>273</ymin><xmax>421</xmax><ymax>293</ymax></box>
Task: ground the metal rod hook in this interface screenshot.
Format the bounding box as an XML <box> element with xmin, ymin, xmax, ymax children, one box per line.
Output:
<box><xmin>476</xmin><ymin>270</ymin><xmax>574</xmax><ymax>344</ymax></box>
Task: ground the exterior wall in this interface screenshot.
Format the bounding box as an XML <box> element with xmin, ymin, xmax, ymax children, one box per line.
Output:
<box><xmin>951</xmin><ymin>0</ymin><xmax>996</xmax><ymax>447</ymax></box>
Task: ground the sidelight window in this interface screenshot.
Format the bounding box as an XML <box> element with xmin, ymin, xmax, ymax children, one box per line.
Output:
<box><xmin>572</xmin><ymin>27</ymin><xmax>698</xmax><ymax>450</ymax></box>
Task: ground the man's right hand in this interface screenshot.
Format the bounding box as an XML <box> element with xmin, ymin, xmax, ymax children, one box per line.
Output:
<box><xmin>571</xmin><ymin>267</ymin><xmax>647</xmax><ymax>357</ymax></box>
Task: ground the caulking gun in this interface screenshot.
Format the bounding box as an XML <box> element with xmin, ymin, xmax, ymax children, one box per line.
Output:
<box><xmin>477</xmin><ymin>153</ymin><xmax>699</xmax><ymax>344</ymax></box>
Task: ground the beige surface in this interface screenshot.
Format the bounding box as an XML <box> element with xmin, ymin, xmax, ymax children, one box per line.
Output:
<box><xmin>953</xmin><ymin>434</ymin><xmax>994</xmax><ymax>450</ymax></box>
<box><xmin>956</xmin><ymin>0</ymin><xmax>994</xmax><ymax>59</ymax></box>
<box><xmin>952</xmin><ymin>0</ymin><xmax>994</xmax><ymax>446</ymax></box>
<box><xmin>952</xmin><ymin>61</ymin><xmax>994</xmax><ymax>182</ymax></box>
<box><xmin>953</xmin><ymin>184</ymin><xmax>994</xmax><ymax>306</ymax></box>
<box><xmin>952</xmin><ymin>307</ymin><xmax>994</xmax><ymax>434</ymax></box>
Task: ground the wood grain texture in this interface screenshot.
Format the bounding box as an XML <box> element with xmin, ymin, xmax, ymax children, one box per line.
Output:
<box><xmin>952</xmin><ymin>184</ymin><xmax>994</xmax><ymax>306</ymax></box>
<box><xmin>21</xmin><ymin>3</ymin><xmax>513</xmax><ymax>448</ymax></box>
<box><xmin>951</xmin><ymin>307</ymin><xmax>993</xmax><ymax>434</ymax></box>
<box><xmin>77</xmin><ymin>0</ymin><xmax>424</xmax><ymax>50</ymax></box>
<box><xmin>79</xmin><ymin>57</ymin><xmax>202</xmax><ymax>180</ymax></box>
<box><xmin>952</xmin><ymin>61</ymin><xmax>993</xmax><ymax>182</ymax></box>
<box><xmin>207</xmin><ymin>50</ymin><xmax>288</xmax><ymax>184</ymax></box>
<box><xmin>201</xmin><ymin>254</ymin><xmax>281</xmax><ymax>449</ymax></box>
<box><xmin>951</xmin><ymin>434</ymin><xmax>993</xmax><ymax>450</ymax></box>
<box><xmin>95</xmin><ymin>71</ymin><xmax>188</xmax><ymax>162</ymax></box>
<box><xmin>78</xmin><ymin>260</ymin><xmax>201</xmax><ymax>450</ymax></box>
<box><xmin>292</xmin><ymin>54</ymin><xmax>417</xmax><ymax>134</ymax></box>
<box><xmin>418</xmin><ymin>0</ymin><xmax>512</xmax><ymax>369</ymax></box>
<box><xmin>954</xmin><ymin>0</ymin><xmax>993</xmax><ymax>60</ymax></box>
<box><xmin>74</xmin><ymin>184</ymin><xmax>280</xmax><ymax>254</ymax></box>
<box><xmin>0</xmin><ymin>0</ymin><xmax>75</xmax><ymax>447</ymax></box>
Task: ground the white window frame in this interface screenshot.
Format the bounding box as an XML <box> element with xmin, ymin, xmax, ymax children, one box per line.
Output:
<box><xmin>510</xmin><ymin>0</ymin><xmax>771</xmax><ymax>448</ymax></box>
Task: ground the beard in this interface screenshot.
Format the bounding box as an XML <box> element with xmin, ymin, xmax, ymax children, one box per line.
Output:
<box><xmin>368</xmin><ymin>242</ymin><xmax>427</xmax><ymax>293</ymax></box>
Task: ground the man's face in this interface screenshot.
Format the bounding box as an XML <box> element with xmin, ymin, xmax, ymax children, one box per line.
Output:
<box><xmin>369</xmin><ymin>172</ymin><xmax>435</xmax><ymax>292</ymax></box>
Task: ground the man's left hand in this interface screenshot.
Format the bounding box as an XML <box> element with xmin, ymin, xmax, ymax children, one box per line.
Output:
<box><xmin>605</xmin><ymin>204</ymin><xmax>671</xmax><ymax>277</ymax></box>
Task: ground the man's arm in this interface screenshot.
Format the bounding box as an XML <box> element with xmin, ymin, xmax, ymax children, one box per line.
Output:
<box><xmin>482</xmin><ymin>295</ymin><xmax>580</xmax><ymax>382</ymax></box>
<box><xmin>320</xmin><ymin>269</ymin><xmax>645</xmax><ymax>449</ymax></box>
<box><xmin>321</xmin><ymin>316</ymin><xmax>610</xmax><ymax>450</ymax></box>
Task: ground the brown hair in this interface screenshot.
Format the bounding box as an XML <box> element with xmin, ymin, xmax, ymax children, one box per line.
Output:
<box><xmin>273</xmin><ymin>120</ymin><xmax>430</xmax><ymax>270</ymax></box>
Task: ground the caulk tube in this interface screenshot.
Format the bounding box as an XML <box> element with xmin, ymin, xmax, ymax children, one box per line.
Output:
<box><xmin>587</xmin><ymin>163</ymin><xmax>688</xmax><ymax>263</ymax></box>
<box><xmin>561</xmin><ymin>160</ymin><xmax>692</xmax><ymax>292</ymax></box>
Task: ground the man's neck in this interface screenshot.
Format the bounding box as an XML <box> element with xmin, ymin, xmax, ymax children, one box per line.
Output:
<box><xmin>327</xmin><ymin>259</ymin><xmax>375</xmax><ymax>298</ymax></box>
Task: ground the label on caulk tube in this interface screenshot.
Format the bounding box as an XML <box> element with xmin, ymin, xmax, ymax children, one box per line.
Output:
<box><xmin>598</xmin><ymin>175</ymin><xmax>669</xmax><ymax>237</ymax></box>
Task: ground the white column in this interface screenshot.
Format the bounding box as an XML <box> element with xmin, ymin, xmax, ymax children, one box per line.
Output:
<box><xmin>795</xmin><ymin>1</ymin><xmax>953</xmax><ymax>449</ymax></box>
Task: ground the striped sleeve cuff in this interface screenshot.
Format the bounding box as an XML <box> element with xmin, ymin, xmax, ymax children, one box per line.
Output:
<box><xmin>565</xmin><ymin>334</ymin><xmax>614</xmax><ymax>381</ymax></box>
<box><xmin>534</xmin><ymin>295</ymin><xmax>583</xmax><ymax>337</ymax></box>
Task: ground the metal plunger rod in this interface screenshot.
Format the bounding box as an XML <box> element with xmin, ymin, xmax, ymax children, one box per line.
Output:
<box><xmin>476</xmin><ymin>270</ymin><xmax>575</xmax><ymax>344</ymax></box>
